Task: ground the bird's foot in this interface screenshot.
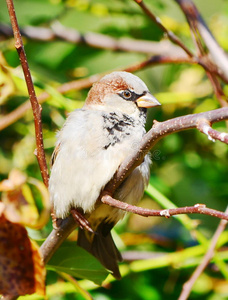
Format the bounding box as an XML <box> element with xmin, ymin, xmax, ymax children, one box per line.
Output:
<box><xmin>70</xmin><ymin>208</ymin><xmax>94</xmax><ymax>233</ymax></box>
<box><xmin>51</xmin><ymin>211</ymin><xmax>58</xmax><ymax>229</ymax></box>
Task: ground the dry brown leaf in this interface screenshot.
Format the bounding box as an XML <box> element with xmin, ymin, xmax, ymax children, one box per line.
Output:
<box><xmin>0</xmin><ymin>215</ymin><xmax>45</xmax><ymax>296</ymax></box>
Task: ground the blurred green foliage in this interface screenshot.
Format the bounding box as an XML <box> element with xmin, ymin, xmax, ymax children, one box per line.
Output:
<box><xmin>0</xmin><ymin>0</ymin><xmax>228</xmax><ymax>299</ymax></box>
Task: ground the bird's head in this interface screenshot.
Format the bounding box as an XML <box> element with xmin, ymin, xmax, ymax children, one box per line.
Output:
<box><xmin>84</xmin><ymin>71</ymin><xmax>161</xmax><ymax>115</ymax></box>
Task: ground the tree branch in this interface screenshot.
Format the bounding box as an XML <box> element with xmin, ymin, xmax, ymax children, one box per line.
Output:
<box><xmin>178</xmin><ymin>206</ymin><xmax>228</xmax><ymax>300</ymax></box>
<box><xmin>206</xmin><ymin>72</ymin><xmax>228</xmax><ymax>108</ymax></box>
<box><xmin>174</xmin><ymin>0</ymin><xmax>228</xmax><ymax>80</ymax></box>
<box><xmin>0</xmin><ymin>22</ymin><xmax>186</xmax><ymax>56</ymax></box>
<box><xmin>197</xmin><ymin>119</ymin><xmax>228</xmax><ymax>144</ymax></box>
<box><xmin>104</xmin><ymin>107</ymin><xmax>228</xmax><ymax>194</ymax></box>
<box><xmin>5</xmin><ymin>0</ymin><xmax>49</xmax><ymax>187</ymax></box>
<box><xmin>101</xmin><ymin>195</ymin><xmax>228</xmax><ymax>221</ymax></box>
<box><xmin>41</xmin><ymin>216</ymin><xmax>77</xmax><ymax>264</ymax></box>
<box><xmin>133</xmin><ymin>0</ymin><xmax>193</xmax><ymax>57</ymax></box>
<box><xmin>174</xmin><ymin>0</ymin><xmax>228</xmax><ymax>106</ymax></box>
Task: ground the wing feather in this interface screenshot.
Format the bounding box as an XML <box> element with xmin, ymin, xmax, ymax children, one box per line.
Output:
<box><xmin>50</xmin><ymin>143</ymin><xmax>61</xmax><ymax>168</ymax></box>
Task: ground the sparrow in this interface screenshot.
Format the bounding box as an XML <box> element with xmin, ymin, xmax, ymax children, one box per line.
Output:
<box><xmin>49</xmin><ymin>71</ymin><xmax>161</xmax><ymax>279</ymax></box>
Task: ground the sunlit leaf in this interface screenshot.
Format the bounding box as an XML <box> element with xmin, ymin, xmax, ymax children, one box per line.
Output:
<box><xmin>47</xmin><ymin>242</ymin><xmax>109</xmax><ymax>285</ymax></box>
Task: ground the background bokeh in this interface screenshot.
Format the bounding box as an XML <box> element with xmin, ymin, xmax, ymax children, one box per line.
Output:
<box><xmin>0</xmin><ymin>0</ymin><xmax>228</xmax><ymax>299</ymax></box>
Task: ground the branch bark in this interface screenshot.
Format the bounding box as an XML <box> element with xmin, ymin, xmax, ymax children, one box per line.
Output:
<box><xmin>0</xmin><ymin>22</ymin><xmax>186</xmax><ymax>56</ymax></box>
<box><xmin>197</xmin><ymin>119</ymin><xmax>228</xmax><ymax>144</ymax></box>
<box><xmin>5</xmin><ymin>0</ymin><xmax>49</xmax><ymax>187</ymax></box>
<box><xmin>174</xmin><ymin>0</ymin><xmax>228</xmax><ymax>107</ymax></box>
<box><xmin>101</xmin><ymin>195</ymin><xmax>228</xmax><ymax>220</ymax></box>
<box><xmin>175</xmin><ymin>0</ymin><xmax>228</xmax><ymax>80</ymax></box>
<box><xmin>178</xmin><ymin>207</ymin><xmax>228</xmax><ymax>300</ymax></box>
<box><xmin>41</xmin><ymin>216</ymin><xmax>77</xmax><ymax>264</ymax></box>
<box><xmin>104</xmin><ymin>107</ymin><xmax>228</xmax><ymax>194</ymax></box>
<box><xmin>133</xmin><ymin>0</ymin><xmax>193</xmax><ymax>57</ymax></box>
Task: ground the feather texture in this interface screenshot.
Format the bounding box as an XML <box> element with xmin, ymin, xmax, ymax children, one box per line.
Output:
<box><xmin>49</xmin><ymin>71</ymin><xmax>160</xmax><ymax>279</ymax></box>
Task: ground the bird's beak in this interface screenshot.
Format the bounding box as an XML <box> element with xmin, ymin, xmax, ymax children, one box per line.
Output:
<box><xmin>136</xmin><ymin>93</ymin><xmax>161</xmax><ymax>108</ymax></box>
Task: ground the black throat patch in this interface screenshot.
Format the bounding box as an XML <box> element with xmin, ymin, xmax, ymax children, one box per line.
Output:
<box><xmin>102</xmin><ymin>111</ymin><xmax>145</xmax><ymax>149</ymax></box>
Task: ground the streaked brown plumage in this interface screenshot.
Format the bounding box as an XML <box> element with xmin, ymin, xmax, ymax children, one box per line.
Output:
<box><xmin>49</xmin><ymin>71</ymin><xmax>160</xmax><ymax>279</ymax></box>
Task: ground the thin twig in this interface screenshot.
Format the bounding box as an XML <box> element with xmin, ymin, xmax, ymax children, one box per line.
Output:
<box><xmin>5</xmin><ymin>0</ymin><xmax>49</xmax><ymax>187</ymax></box>
<box><xmin>206</xmin><ymin>72</ymin><xmax>228</xmax><ymax>108</ymax></box>
<box><xmin>158</xmin><ymin>2</ymin><xmax>228</xmax><ymax>297</ymax></box>
<box><xmin>0</xmin><ymin>22</ymin><xmax>187</xmax><ymax>56</ymax></box>
<box><xmin>175</xmin><ymin>0</ymin><xmax>228</xmax><ymax>80</ymax></box>
<box><xmin>178</xmin><ymin>206</ymin><xmax>228</xmax><ymax>300</ymax></box>
<box><xmin>174</xmin><ymin>0</ymin><xmax>228</xmax><ymax>106</ymax></box>
<box><xmin>197</xmin><ymin>119</ymin><xmax>228</xmax><ymax>144</ymax></box>
<box><xmin>133</xmin><ymin>0</ymin><xmax>194</xmax><ymax>57</ymax></box>
<box><xmin>101</xmin><ymin>195</ymin><xmax>228</xmax><ymax>220</ymax></box>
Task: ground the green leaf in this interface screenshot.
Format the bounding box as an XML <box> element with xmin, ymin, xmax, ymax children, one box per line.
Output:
<box><xmin>46</xmin><ymin>242</ymin><xmax>109</xmax><ymax>285</ymax></box>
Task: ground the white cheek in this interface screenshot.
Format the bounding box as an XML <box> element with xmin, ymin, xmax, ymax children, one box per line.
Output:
<box><xmin>103</xmin><ymin>94</ymin><xmax>137</xmax><ymax>115</ymax></box>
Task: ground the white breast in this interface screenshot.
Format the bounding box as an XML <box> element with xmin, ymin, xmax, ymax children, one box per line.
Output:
<box><xmin>49</xmin><ymin>108</ymin><xmax>150</xmax><ymax>219</ymax></box>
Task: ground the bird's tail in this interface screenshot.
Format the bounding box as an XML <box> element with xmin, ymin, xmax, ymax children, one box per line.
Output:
<box><xmin>77</xmin><ymin>221</ymin><xmax>122</xmax><ymax>280</ymax></box>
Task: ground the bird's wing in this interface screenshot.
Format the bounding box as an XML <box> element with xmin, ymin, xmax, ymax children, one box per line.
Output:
<box><xmin>49</xmin><ymin>109</ymin><xmax>129</xmax><ymax>218</ymax></box>
<box><xmin>50</xmin><ymin>142</ymin><xmax>60</xmax><ymax>168</ymax></box>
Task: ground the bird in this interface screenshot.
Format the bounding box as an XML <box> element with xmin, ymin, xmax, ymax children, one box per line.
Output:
<box><xmin>49</xmin><ymin>71</ymin><xmax>161</xmax><ymax>279</ymax></box>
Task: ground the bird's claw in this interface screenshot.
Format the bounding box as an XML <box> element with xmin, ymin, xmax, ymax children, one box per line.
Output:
<box><xmin>70</xmin><ymin>208</ymin><xmax>94</xmax><ymax>233</ymax></box>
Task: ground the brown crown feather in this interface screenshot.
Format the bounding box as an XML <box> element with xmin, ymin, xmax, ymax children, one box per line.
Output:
<box><xmin>85</xmin><ymin>75</ymin><xmax>133</xmax><ymax>105</ymax></box>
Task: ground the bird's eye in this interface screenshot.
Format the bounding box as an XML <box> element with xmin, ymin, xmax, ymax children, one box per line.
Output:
<box><xmin>122</xmin><ymin>90</ymin><xmax>132</xmax><ymax>99</ymax></box>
